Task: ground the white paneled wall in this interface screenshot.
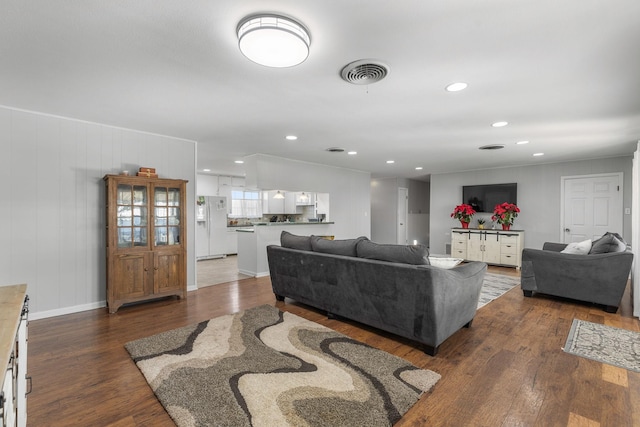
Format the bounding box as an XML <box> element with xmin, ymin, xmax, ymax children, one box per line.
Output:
<box><xmin>0</xmin><ymin>107</ymin><xmax>197</xmax><ymax>318</ymax></box>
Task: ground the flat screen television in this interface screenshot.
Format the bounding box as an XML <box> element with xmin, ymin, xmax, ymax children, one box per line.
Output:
<box><xmin>462</xmin><ymin>183</ymin><xmax>517</xmax><ymax>213</ymax></box>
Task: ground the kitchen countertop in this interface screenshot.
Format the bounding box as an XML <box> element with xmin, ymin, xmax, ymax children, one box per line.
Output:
<box><xmin>256</xmin><ymin>221</ymin><xmax>334</xmax><ymax>226</ymax></box>
<box><xmin>233</xmin><ymin>222</ymin><xmax>334</xmax><ymax>232</ymax></box>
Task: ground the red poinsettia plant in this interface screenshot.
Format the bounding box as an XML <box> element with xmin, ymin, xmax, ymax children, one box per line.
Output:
<box><xmin>450</xmin><ymin>204</ymin><xmax>476</xmax><ymax>223</ymax></box>
<box><xmin>492</xmin><ymin>202</ymin><xmax>520</xmax><ymax>225</ymax></box>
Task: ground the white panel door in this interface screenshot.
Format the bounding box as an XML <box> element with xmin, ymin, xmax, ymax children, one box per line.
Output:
<box><xmin>562</xmin><ymin>174</ymin><xmax>622</xmax><ymax>243</ymax></box>
<box><xmin>397</xmin><ymin>187</ymin><xmax>408</xmax><ymax>244</ymax></box>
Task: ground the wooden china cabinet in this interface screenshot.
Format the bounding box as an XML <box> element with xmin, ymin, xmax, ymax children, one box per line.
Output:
<box><xmin>104</xmin><ymin>175</ymin><xmax>187</xmax><ymax>313</ymax></box>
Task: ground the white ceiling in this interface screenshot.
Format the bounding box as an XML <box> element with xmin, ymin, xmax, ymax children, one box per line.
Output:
<box><xmin>2</xmin><ymin>1</ymin><xmax>640</xmax><ymax>180</ymax></box>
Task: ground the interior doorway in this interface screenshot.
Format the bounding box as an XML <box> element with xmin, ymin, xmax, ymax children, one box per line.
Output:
<box><xmin>561</xmin><ymin>173</ymin><xmax>623</xmax><ymax>243</ymax></box>
<box><xmin>397</xmin><ymin>187</ymin><xmax>408</xmax><ymax>244</ymax></box>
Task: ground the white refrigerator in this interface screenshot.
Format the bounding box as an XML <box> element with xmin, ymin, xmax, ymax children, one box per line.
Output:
<box><xmin>196</xmin><ymin>196</ymin><xmax>228</xmax><ymax>259</ymax></box>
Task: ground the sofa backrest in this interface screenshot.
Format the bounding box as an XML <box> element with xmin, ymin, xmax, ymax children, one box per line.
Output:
<box><xmin>280</xmin><ymin>230</ymin><xmax>430</xmax><ymax>265</ymax></box>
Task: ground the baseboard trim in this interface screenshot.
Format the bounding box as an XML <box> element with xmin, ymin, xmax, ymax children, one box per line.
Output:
<box><xmin>30</xmin><ymin>300</ymin><xmax>107</xmax><ymax>320</ymax></box>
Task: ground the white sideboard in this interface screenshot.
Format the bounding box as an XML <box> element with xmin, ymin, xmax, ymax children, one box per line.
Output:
<box><xmin>451</xmin><ymin>228</ymin><xmax>524</xmax><ymax>268</ymax></box>
<box><xmin>0</xmin><ymin>284</ymin><xmax>28</xmax><ymax>427</ymax></box>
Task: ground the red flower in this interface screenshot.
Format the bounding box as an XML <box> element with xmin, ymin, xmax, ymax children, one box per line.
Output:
<box><xmin>491</xmin><ymin>202</ymin><xmax>520</xmax><ymax>225</ymax></box>
<box><xmin>451</xmin><ymin>204</ymin><xmax>476</xmax><ymax>222</ymax></box>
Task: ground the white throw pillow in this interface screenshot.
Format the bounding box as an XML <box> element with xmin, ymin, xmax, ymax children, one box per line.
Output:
<box><xmin>428</xmin><ymin>257</ymin><xmax>463</xmax><ymax>269</ymax></box>
<box><xmin>560</xmin><ymin>239</ymin><xmax>592</xmax><ymax>255</ymax></box>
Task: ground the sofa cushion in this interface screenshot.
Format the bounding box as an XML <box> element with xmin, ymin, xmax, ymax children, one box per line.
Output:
<box><xmin>310</xmin><ymin>235</ymin><xmax>367</xmax><ymax>256</ymax></box>
<box><xmin>280</xmin><ymin>231</ymin><xmax>312</xmax><ymax>251</ymax></box>
<box><xmin>560</xmin><ymin>239</ymin><xmax>592</xmax><ymax>255</ymax></box>
<box><xmin>590</xmin><ymin>232</ymin><xmax>627</xmax><ymax>254</ymax></box>
<box><xmin>356</xmin><ymin>239</ymin><xmax>429</xmax><ymax>265</ymax></box>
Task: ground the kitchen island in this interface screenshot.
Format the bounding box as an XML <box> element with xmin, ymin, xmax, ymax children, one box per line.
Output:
<box><xmin>237</xmin><ymin>222</ymin><xmax>335</xmax><ymax>277</ymax></box>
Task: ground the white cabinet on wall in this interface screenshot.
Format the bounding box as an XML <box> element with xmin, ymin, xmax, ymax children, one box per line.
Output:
<box><xmin>295</xmin><ymin>192</ymin><xmax>315</xmax><ymax>206</ymax></box>
<box><xmin>262</xmin><ymin>191</ymin><xmax>296</xmax><ymax>214</ymax></box>
<box><xmin>450</xmin><ymin>228</ymin><xmax>524</xmax><ymax>268</ymax></box>
<box><xmin>316</xmin><ymin>193</ymin><xmax>330</xmax><ymax>217</ymax></box>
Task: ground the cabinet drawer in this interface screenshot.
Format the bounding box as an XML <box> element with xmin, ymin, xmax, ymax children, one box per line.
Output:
<box><xmin>500</xmin><ymin>254</ymin><xmax>518</xmax><ymax>266</ymax></box>
<box><xmin>451</xmin><ymin>248</ymin><xmax>467</xmax><ymax>258</ymax></box>
<box><xmin>452</xmin><ymin>239</ymin><xmax>467</xmax><ymax>250</ymax></box>
<box><xmin>500</xmin><ymin>235</ymin><xmax>519</xmax><ymax>244</ymax></box>
<box><xmin>501</xmin><ymin>243</ymin><xmax>518</xmax><ymax>255</ymax></box>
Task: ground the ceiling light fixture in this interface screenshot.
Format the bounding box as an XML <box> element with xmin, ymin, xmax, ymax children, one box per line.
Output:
<box><xmin>237</xmin><ymin>14</ymin><xmax>311</xmax><ymax>68</ymax></box>
<box><xmin>533</xmin><ymin>152</ymin><xmax>545</xmax><ymax>157</ymax></box>
<box><xmin>479</xmin><ymin>144</ymin><xmax>505</xmax><ymax>150</ymax></box>
<box><xmin>285</xmin><ymin>135</ymin><xmax>298</xmax><ymax>140</ymax></box>
<box><xmin>516</xmin><ymin>140</ymin><xmax>530</xmax><ymax>145</ymax></box>
<box><xmin>492</xmin><ymin>121</ymin><xmax>508</xmax><ymax>128</ymax></box>
<box><xmin>347</xmin><ymin>151</ymin><xmax>357</xmax><ymax>155</ymax></box>
<box><xmin>445</xmin><ymin>82</ymin><xmax>468</xmax><ymax>92</ymax></box>
<box><xmin>234</xmin><ymin>160</ymin><xmax>244</xmax><ymax>164</ymax></box>
<box><xmin>273</xmin><ymin>190</ymin><xmax>285</xmax><ymax>199</ymax></box>
<box><xmin>386</xmin><ymin>160</ymin><xmax>395</xmax><ymax>164</ymax></box>
<box><xmin>415</xmin><ymin>167</ymin><xmax>423</xmax><ymax>170</ymax></box>
<box><xmin>203</xmin><ymin>169</ymin><xmax>211</xmax><ymax>172</ymax></box>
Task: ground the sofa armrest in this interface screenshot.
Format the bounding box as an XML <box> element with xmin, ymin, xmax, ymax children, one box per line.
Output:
<box><xmin>541</xmin><ymin>242</ymin><xmax>567</xmax><ymax>252</ymax></box>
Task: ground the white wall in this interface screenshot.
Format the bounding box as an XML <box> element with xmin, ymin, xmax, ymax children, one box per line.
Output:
<box><xmin>430</xmin><ymin>156</ymin><xmax>633</xmax><ymax>256</ymax></box>
<box><xmin>371</xmin><ymin>178</ymin><xmax>398</xmax><ymax>243</ymax></box>
<box><xmin>244</xmin><ymin>154</ymin><xmax>370</xmax><ymax>239</ymax></box>
<box><xmin>371</xmin><ymin>177</ymin><xmax>430</xmax><ymax>245</ymax></box>
<box><xmin>0</xmin><ymin>106</ymin><xmax>197</xmax><ymax>319</ymax></box>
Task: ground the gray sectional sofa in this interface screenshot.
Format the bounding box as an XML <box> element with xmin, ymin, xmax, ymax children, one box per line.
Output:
<box><xmin>266</xmin><ymin>232</ymin><xmax>488</xmax><ymax>356</ymax></box>
<box><xmin>521</xmin><ymin>232</ymin><xmax>633</xmax><ymax>313</ymax></box>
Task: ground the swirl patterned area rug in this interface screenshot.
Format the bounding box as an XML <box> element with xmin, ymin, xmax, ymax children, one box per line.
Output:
<box><xmin>125</xmin><ymin>305</ymin><xmax>441</xmax><ymax>427</ymax></box>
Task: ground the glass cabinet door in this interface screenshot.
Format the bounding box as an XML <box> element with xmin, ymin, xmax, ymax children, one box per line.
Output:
<box><xmin>116</xmin><ymin>184</ymin><xmax>148</xmax><ymax>248</ymax></box>
<box><xmin>154</xmin><ymin>186</ymin><xmax>181</xmax><ymax>246</ymax></box>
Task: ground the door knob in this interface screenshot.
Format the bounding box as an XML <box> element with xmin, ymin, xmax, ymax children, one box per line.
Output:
<box><xmin>565</xmin><ymin>228</ymin><xmax>570</xmax><ymax>232</ymax></box>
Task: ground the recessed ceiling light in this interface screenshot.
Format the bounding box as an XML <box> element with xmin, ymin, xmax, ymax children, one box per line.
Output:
<box><xmin>237</xmin><ymin>14</ymin><xmax>311</xmax><ymax>68</ymax></box>
<box><xmin>415</xmin><ymin>167</ymin><xmax>423</xmax><ymax>170</ymax></box>
<box><xmin>347</xmin><ymin>151</ymin><xmax>357</xmax><ymax>155</ymax></box>
<box><xmin>386</xmin><ymin>160</ymin><xmax>395</xmax><ymax>164</ymax></box>
<box><xmin>234</xmin><ymin>160</ymin><xmax>244</xmax><ymax>164</ymax></box>
<box><xmin>492</xmin><ymin>121</ymin><xmax>508</xmax><ymax>128</ymax></box>
<box><xmin>533</xmin><ymin>152</ymin><xmax>544</xmax><ymax>157</ymax></box>
<box><xmin>516</xmin><ymin>140</ymin><xmax>530</xmax><ymax>145</ymax></box>
<box><xmin>203</xmin><ymin>168</ymin><xmax>211</xmax><ymax>172</ymax></box>
<box><xmin>285</xmin><ymin>135</ymin><xmax>298</xmax><ymax>141</ymax></box>
<box><xmin>445</xmin><ymin>82</ymin><xmax>468</xmax><ymax>92</ymax></box>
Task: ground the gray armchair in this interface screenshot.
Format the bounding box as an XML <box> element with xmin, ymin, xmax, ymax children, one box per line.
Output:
<box><xmin>521</xmin><ymin>242</ymin><xmax>633</xmax><ymax>313</ymax></box>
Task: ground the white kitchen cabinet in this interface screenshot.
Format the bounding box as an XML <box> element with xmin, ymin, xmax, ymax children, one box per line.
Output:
<box><xmin>1</xmin><ymin>284</ymin><xmax>29</xmax><ymax>427</ymax></box>
<box><xmin>262</xmin><ymin>191</ymin><xmax>296</xmax><ymax>214</ymax></box>
<box><xmin>295</xmin><ymin>192</ymin><xmax>315</xmax><ymax>206</ymax></box>
<box><xmin>231</xmin><ymin>177</ymin><xmax>245</xmax><ymax>187</ymax></box>
<box><xmin>218</xmin><ymin>176</ymin><xmax>233</xmax><ymax>214</ymax></box>
<box><xmin>226</xmin><ymin>228</ymin><xmax>238</xmax><ymax>254</ymax></box>
<box><xmin>450</xmin><ymin>229</ymin><xmax>524</xmax><ymax>268</ymax></box>
<box><xmin>316</xmin><ymin>193</ymin><xmax>330</xmax><ymax>218</ymax></box>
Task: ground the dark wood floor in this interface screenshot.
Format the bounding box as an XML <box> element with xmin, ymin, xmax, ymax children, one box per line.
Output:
<box><xmin>27</xmin><ymin>266</ymin><xmax>640</xmax><ymax>427</ymax></box>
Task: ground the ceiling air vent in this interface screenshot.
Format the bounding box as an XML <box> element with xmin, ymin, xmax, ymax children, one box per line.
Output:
<box><xmin>479</xmin><ymin>144</ymin><xmax>505</xmax><ymax>151</ymax></box>
<box><xmin>326</xmin><ymin>147</ymin><xmax>345</xmax><ymax>153</ymax></box>
<box><xmin>340</xmin><ymin>60</ymin><xmax>389</xmax><ymax>85</ymax></box>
